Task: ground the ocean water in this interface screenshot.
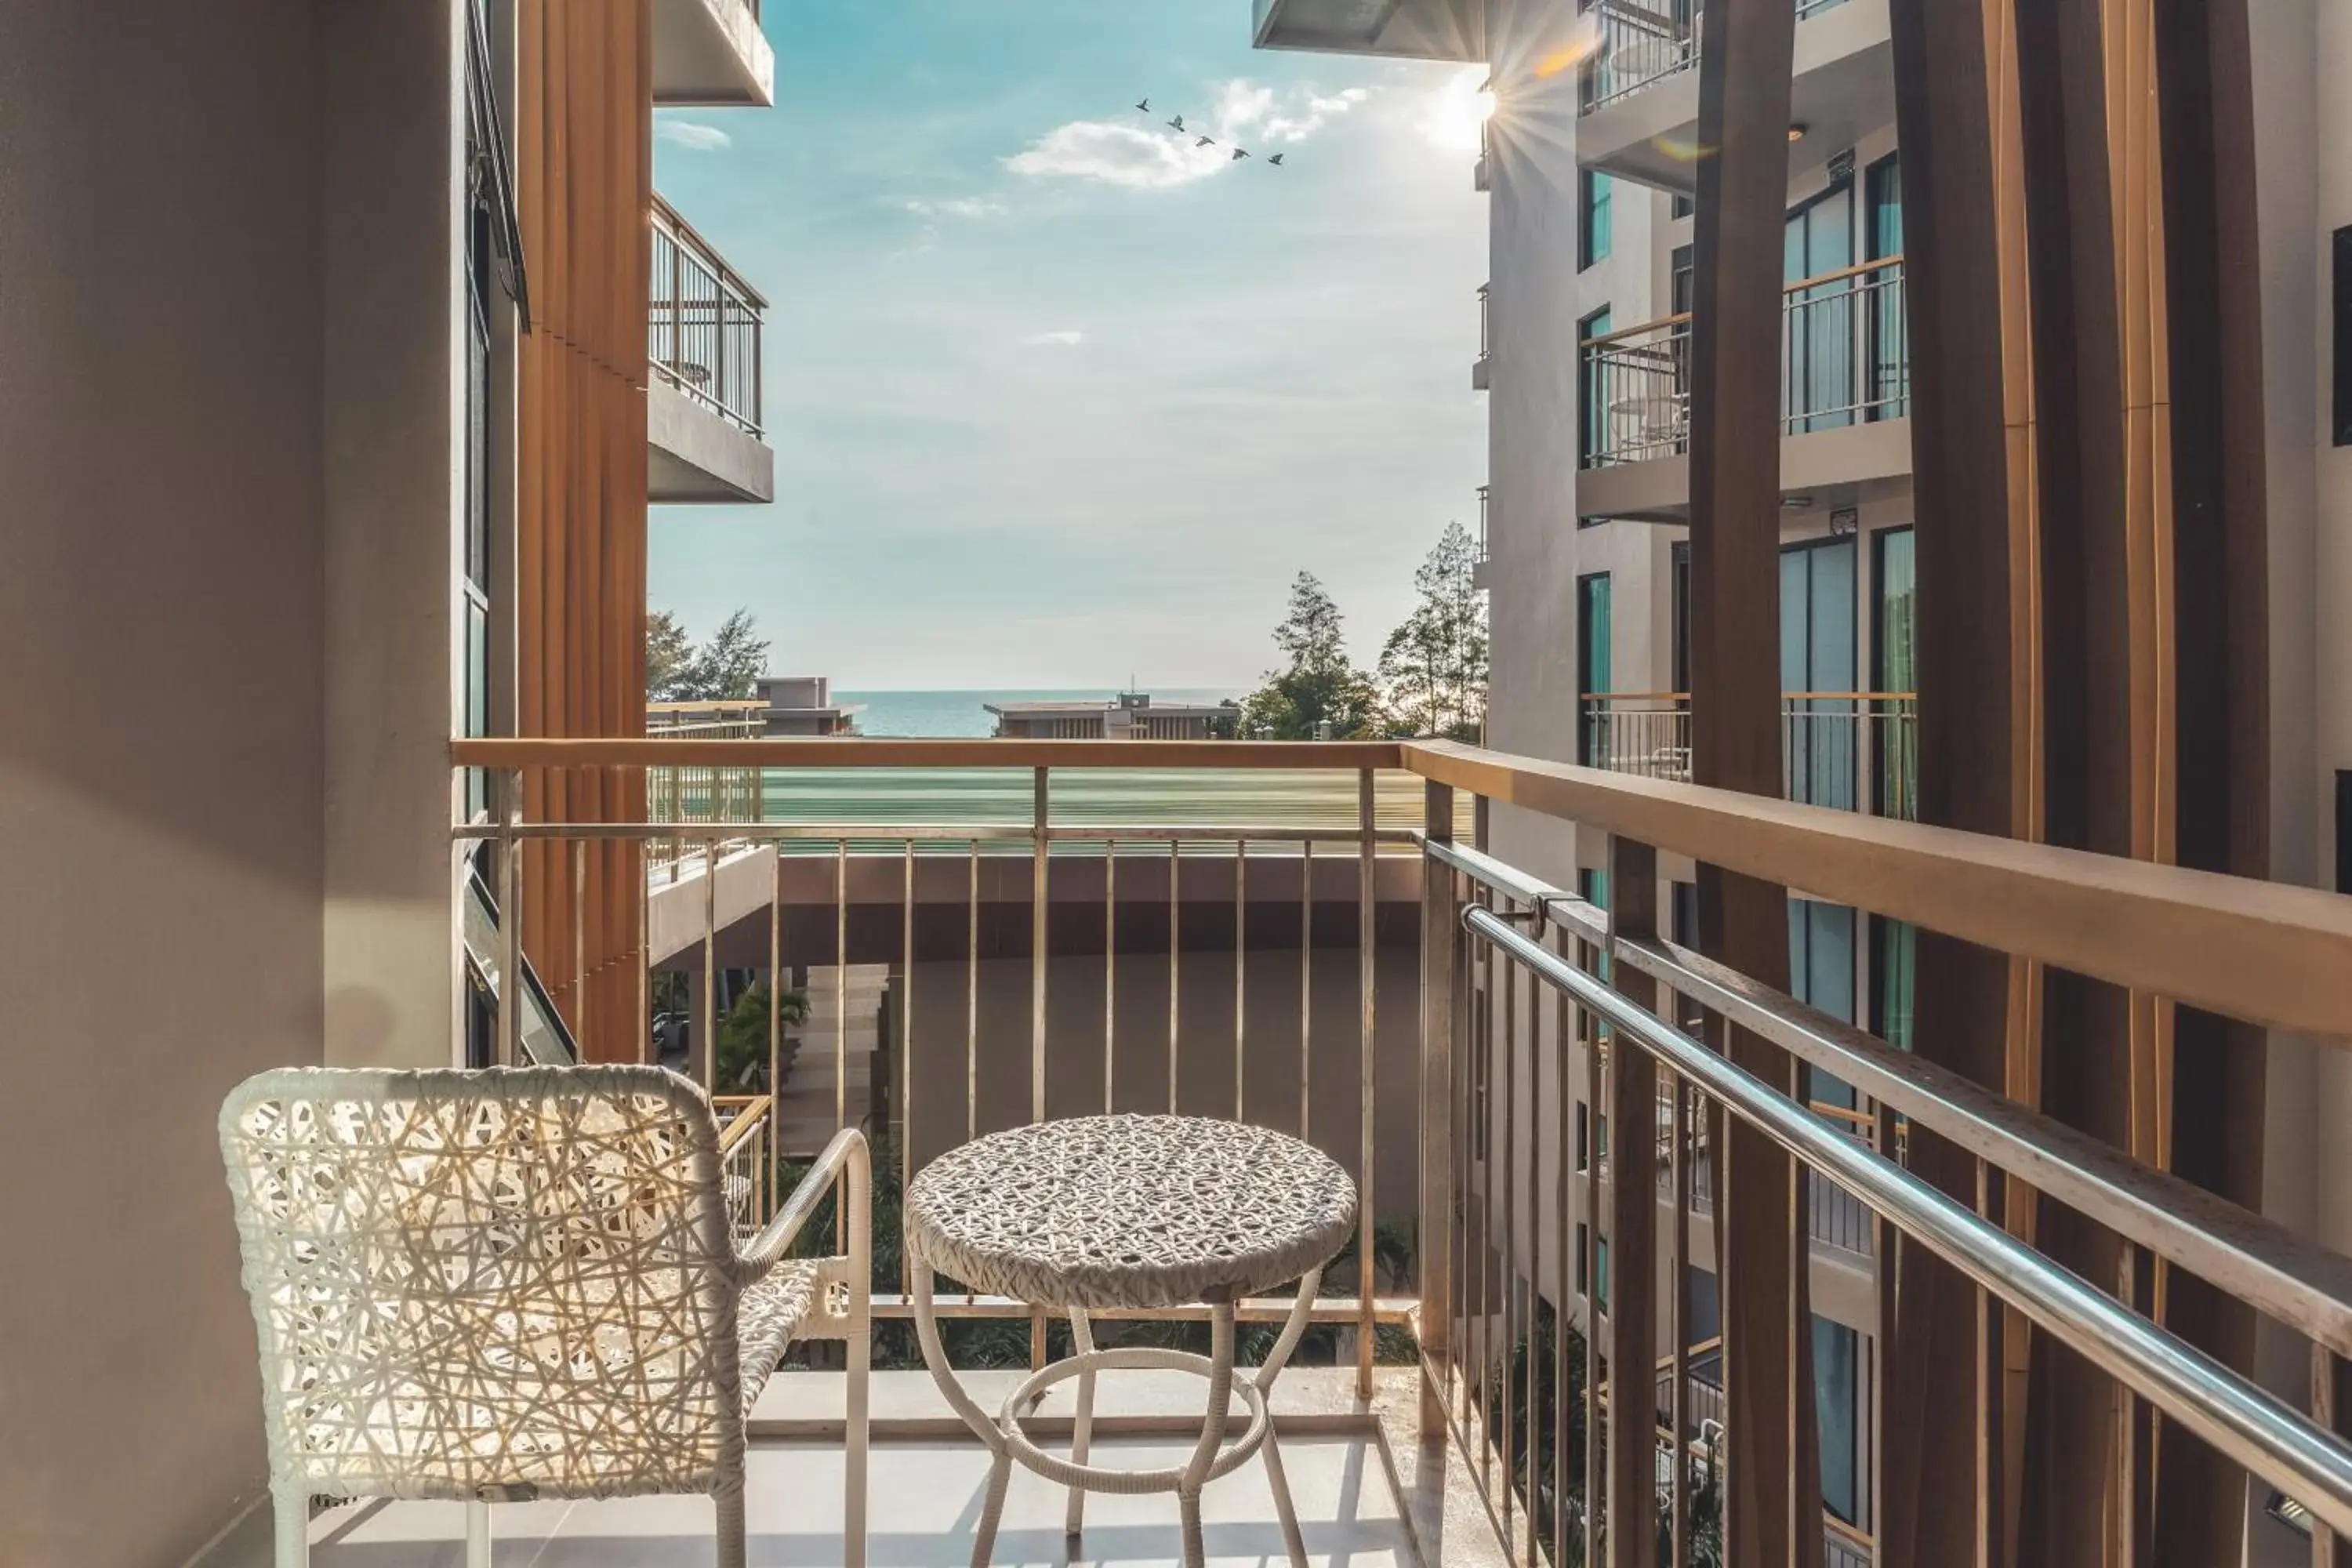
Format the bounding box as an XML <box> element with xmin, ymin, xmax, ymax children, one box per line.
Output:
<box><xmin>834</xmin><ymin>688</ymin><xmax>1240</xmax><ymax>739</ymax></box>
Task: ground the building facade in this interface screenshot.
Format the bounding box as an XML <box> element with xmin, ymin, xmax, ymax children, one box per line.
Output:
<box><xmin>1258</xmin><ymin>0</ymin><xmax>2352</xmax><ymax>1561</ymax></box>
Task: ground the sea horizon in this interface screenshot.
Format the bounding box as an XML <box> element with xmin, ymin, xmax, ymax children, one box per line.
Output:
<box><xmin>833</xmin><ymin>687</ymin><xmax>1244</xmax><ymax>739</ymax></box>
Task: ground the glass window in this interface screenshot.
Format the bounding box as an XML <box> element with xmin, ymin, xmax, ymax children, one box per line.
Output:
<box><xmin>1814</xmin><ymin>1316</ymin><xmax>1861</xmax><ymax>1523</ymax></box>
<box><xmin>1873</xmin><ymin>526</ymin><xmax>1917</xmax><ymax>817</ymax></box>
<box><xmin>1577</xmin><ymin>573</ymin><xmax>1613</xmax><ymax>766</ymax></box>
<box><xmin>1866</xmin><ymin>154</ymin><xmax>1909</xmax><ymax>419</ymax></box>
<box><xmin>1579</xmin><ymin>171</ymin><xmax>1613</xmax><ymax>270</ymax></box>
<box><xmin>1578</xmin><ymin>306</ymin><xmax>1613</xmax><ymax>467</ymax></box>
<box><xmin>1782</xmin><ymin>538</ymin><xmax>1860</xmax><ymax>809</ymax></box>
<box><xmin>1784</xmin><ymin>181</ymin><xmax>1857</xmax><ymax>432</ymax></box>
<box><xmin>1871</xmin><ymin>914</ymin><xmax>1917</xmax><ymax>1051</ymax></box>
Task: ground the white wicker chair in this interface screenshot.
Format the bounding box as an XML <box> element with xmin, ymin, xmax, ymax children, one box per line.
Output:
<box><xmin>218</xmin><ymin>1065</ymin><xmax>869</xmax><ymax>1568</ymax></box>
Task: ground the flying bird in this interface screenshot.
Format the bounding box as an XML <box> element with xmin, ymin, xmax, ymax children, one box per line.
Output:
<box><xmin>1231</xmin><ymin>147</ymin><xmax>1250</xmax><ymax>161</ymax></box>
<box><xmin>1195</xmin><ymin>134</ymin><xmax>1216</xmax><ymax>147</ymax></box>
<box><xmin>1267</xmin><ymin>153</ymin><xmax>1285</xmax><ymax>165</ymax></box>
<box><xmin>1167</xmin><ymin>114</ymin><xmax>1185</xmax><ymax>132</ymax></box>
<box><xmin>1135</xmin><ymin>97</ymin><xmax>1149</xmax><ymax>113</ymax></box>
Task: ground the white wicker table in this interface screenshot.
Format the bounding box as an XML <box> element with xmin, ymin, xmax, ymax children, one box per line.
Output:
<box><xmin>902</xmin><ymin>1114</ymin><xmax>1358</xmax><ymax>1568</ymax></box>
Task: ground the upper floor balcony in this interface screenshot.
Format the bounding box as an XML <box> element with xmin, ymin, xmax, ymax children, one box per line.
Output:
<box><xmin>1575</xmin><ymin>254</ymin><xmax>1910</xmax><ymax>519</ymax></box>
<box><xmin>371</xmin><ymin>734</ymin><xmax>2352</xmax><ymax>1568</ymax></box>
<box><xmin>652</xmin><ymin>0</ymin><xmax>775</xmax><ymax>107</ymax></box>
<box><xmin>649</xmin><ymin>194</ymin><xmax>775</xmax><ymax>504</ymax></box>
<box><xmin>1575</xmin><ymin>0</ymin><xmax>1892</xmax><ymax>193</ymax></box>
<box><xmin>1250</xmin><ymin>0</ymin><xmax>1484</xmax><ymax>61</ymax></box>
<box><xmin>1581</xmin><ymin>690</ymin><xmax>1918</xmax><ymax>818</ymax></box>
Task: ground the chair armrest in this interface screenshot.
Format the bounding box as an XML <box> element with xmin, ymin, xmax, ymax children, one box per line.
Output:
<box><xmin>736</xmin><ymin>1125</ymin><xmax>869</xmax><ymax>1278</ymax></box>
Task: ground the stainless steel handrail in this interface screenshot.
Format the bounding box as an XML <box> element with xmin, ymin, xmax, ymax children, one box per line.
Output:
<box><xmin>1462</xmin><ymin>901</ymin><xmax>2352</xmax><ymax>1537</ymax></box>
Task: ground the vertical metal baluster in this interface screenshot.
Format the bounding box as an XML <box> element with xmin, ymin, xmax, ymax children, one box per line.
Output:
<box><xmin>1518</xmin><ymin>931</ymin><xmax>1538</xmax><ymax>1566</ymax></box>
<box><xmin>1300</xmin><ymin>837</ymin><xmax>1313</xmax><ymax>1142</ymax></box>
<box><xmin>1976</xmin><ymin>1155</ymin><xmax>1994</xmax><ymax>1568</ymax></box>
<box><xmin>1553</xmin><ymin>918</ymin><xmax>1575</xmax><ymax>1568</ymax></box>
<box><xmin>1356</xmin><ymin>768</ymin><xmax>1377</xmax><ymax>1399</ymax></box>
<box><xmin>1234</xmin><ymin>837</ymin><xmax>1247</xmax><ymax>1122</ymax></box>
<box><xmin>700</xmin><ymin>825</ymin><xmax>717</xmax><ymax>1089</ymax></box>
<box><xmin>636</xmin><ymin>835</ymin><xmax>649</xmax><ymax>1066</ymax></box>
<box><xmin>1455</xmin><ymin>864</ymin><xmax>1475</xmax><ymax>1432</ymax></box>
<box><xmin>1168</xmin><ymin>839</ymin><xmax>1181</xmax><ymax>1114</ymax></box>
<box><xmin>1499</xmin><ymin>895</ymin><xmax>1519</xmax><ymax>1544</ymax></box>
<box><xmin>902</xmin><ymin>839</ymin><xmax>916</xmax><ymax>1295</ymax></box>
<box><xmin>1672</xmin><ymin>1073</ymin><xmax>1692</xmax><ymax>1568</ymax></box>
<box><xmin>2317</xmin><ymin>1344</ymin><xmax>2339</xmax><ymax>1568</ymax></box>
<box><xmin>1105</xmin><ymin>840</ymin><xmax>1116</xmax><ymax>1114</ymax></box>
<box><xmin>770</xmin><ymin>847</ymin><xmax>783</xmax><ymax>1222</ymax></box>
<box><xmin>572</xmin><ymin>837</ymin><xmax>587</xmax><ymax>1048</ymax></box>
<box><xmin>498</xmin><ymin>769</ymin><xmax>521</xmax><ymax>1068</ymax></box>
<box><xmin>1476</xmin><ymin>885</ymin><xmax>1494</xmax><ymax>1497</ymax></box>
<box><xmin>1419</xmin><ymin>786</ymin><xmax>1458</xmax><ymax>1439</ymax></box>
<box><xmin>1581</xmin><ymin>922</ymin><xmax>1600</xmax><ymax>1568</ymax></box>
<box><xmin>1031</xmin><ymin>769</ymin><xmax>1049</xmax><ymax>1370</ymax></box>
<box><xmin>1033</xmin><ymin>768</ymin><xmax>1049</xmax><ymax>1125</ymax></box>
<box><xmin>834</xmin><ymin>838</ymin><xmax>848</xmax><ymax>1135</ymax></box>
<box><xmin>967</xmin><ymin>839</ymin><xmax>979</xmax><ymax>1143</ymax></box>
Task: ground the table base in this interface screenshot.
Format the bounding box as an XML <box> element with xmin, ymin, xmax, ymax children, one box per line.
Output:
<box><xmin>912</xmin><ymin>1265</ymin><xmax>1323</xmax><ymax>1568</ymax></box>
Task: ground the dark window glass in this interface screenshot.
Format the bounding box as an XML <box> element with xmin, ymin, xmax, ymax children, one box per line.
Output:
<box><xmin>1871</xmin><ymin>914</ymin><xmax>1917</xmax><ymax>1051</ymax></box>
<box><xmin>1671</xmin><ymin>192</ymin><xmax>1694</xmax><ymax>220</ymax></box>
<box><xmin>1577</xmin><ymin>574</ymin><xmax>1613</xmax><ymax>765</ymax></box>
<box><xmin>1866</xmin><ymin>154</ymin><xmax>1909</xmax><ymax>419</ymax></box>
<box><xmin>1578</xmin><ymin>305</ymin><xmax>1613</xmax><ymax>467</ymax></box>
<box><xmin>2336</xmin><ymin>228</ymin><xmax>2352</xmax><ymax>445</ymax></box>
<box><xmin>1781</xmin><ymin>537</ymin><xmax>1859</xmax><ymax>808</ymax></box>
<box><xmin>1872</xmin><ymin>527</ymin><xmax>1917</xmax><ymax>816</ymax></box>
<box><xmin>1579</xmin><ymin>170</ymin><xmax>1613</xmax><ymax>269</ymax></box>
<box><xmin>1671</xmin><ymin>538</ymin><xmax>1692</xmax><ymax>691</ymax></box>
<box><xmin>1815</xmin><ymin>1317</ymin><xmax>1861</xmax><ymax>1523</ymax></box>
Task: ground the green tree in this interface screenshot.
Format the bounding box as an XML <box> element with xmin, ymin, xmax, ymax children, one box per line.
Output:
<box><xmin>1378</xmin><ymin>520</ymin><xmax>1489</xmax><ymax>742</ymax></box>
<box><xmin>715</xmin><ymin>978</ymin><xmax>809</xmax><ymax>1094</ymax></box>
<box><xmin>649</xmin><ymin>608</ymin><xmax>772</xmax><ymax>702</ymax></box>
<box><xmin>1239</xmin><ymin>572</ymin><xmax>1384</xmax><ymax>739</ymax></box>
<box><xmin>684</xmin><ymin>608</ymin><xmax>769</xmax><ymax>701</ymax></box>
<box><xmin>646</xmin><ymin>610</ymin><xmax>694</xmax><ymax>702</ymax></box>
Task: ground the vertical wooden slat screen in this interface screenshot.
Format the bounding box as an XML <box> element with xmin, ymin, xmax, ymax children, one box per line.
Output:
<box><xmin>2010</xmin><ymin>0</ymin><xmax>2138</xmax><ymax>1557</ymax></box>
<box><xmin>1882</xmin><ymin>2</ymin><xmax>2021</xmax><ymax>1564</ymax></box>
<box><xmin>514</xmin><ymin>0</ymin><xmax>651</xmax><ymax>1063</ymax></box>
<box><xmin>1685</xmin><ymin>1</ymin><xmax>1820</xmax><ymax>1563</ymax></box>
<box><xmin>2148</xmin><ymin>0</ymin><xmax>2271</xmax><ymax>1560</ymax></box>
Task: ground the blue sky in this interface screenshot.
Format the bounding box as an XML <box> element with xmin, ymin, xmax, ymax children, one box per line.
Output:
<box><xmin>648</xmin><ymin>2</ymin><xmax>1490</xmax><ymax>690</ymax></box>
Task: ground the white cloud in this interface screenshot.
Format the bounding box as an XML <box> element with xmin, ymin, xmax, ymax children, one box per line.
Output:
<box><xmin>1007</xmin><ymin>81</ymin><xmax>1377</xmax><ymax>190</ymax></box>
<box><xmin>1007</xmin><ymin>122</ymin><xmax>1225</xmax><ymax>189</ymax></box>
<box><xmin>1025</xmin><ymin>330</ymin><xmax>1086</xmax><ymax>347</ymax></box>
<box><xmin>655</xmin><ymin>120</ymin><xmax>732</xmax><ymax>151</ymax></box>
<box><xmin>906</xmin><ymin>197</ymin><xmax>1007</xmax><ymax>219</ymax></box>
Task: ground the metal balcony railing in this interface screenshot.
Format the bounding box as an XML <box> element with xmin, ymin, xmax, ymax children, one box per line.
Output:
<box><xmin>651</xmin><ymin>193</ymin><xmax>766</xmax><ymax>437</ymax></box>
<box><xmin>1579</xmin><ymin>0</ymin><xmax>1853</xmax><ymax>112</ymax></box>
<box><xmin>1581</xmin><ymin>256</ymin><xmax>1908</xmax><ymax>468</ymax></box>
<box><xmin>446</xmin><ymin>735</ymin><xmax>2352</xmax><ymax>1567</ymax></box>
<box><xmin>1475</xmin><ymin>483</ymin><xmax>1491</xmax><ymax>568</ymax></box>
<box><xmin>1578</xmin><ymin>691</ymin><xmax>1918</xmax><ymax>818</ymax></box>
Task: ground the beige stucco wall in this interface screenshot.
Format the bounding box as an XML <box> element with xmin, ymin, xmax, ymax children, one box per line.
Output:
<box><xmin>0</xmin><ymin>4</ymin><xmax>326</xmax><ymax>1563</ymax></box>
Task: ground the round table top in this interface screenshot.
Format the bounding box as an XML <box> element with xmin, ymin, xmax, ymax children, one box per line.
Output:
<box><xmin>902</xmin><ymin>1114</ymin><xmax>1359</xmax><ymax>1311</ymax></box>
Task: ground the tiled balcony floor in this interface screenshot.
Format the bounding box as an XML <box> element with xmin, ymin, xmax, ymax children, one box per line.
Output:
<box><xmin>207</xmin><ymin>1370</ymin><xmax>1514</xmax><ymax>1568</ymax></box>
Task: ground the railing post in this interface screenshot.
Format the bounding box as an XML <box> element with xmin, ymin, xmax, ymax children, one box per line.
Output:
<box><xmin>1606</xmin><ymin>837</ymin><xmax>1661</xmax><ymax>1568</ymax></box>
<box><xmin>1358</xmin><ymin>767</ymin><xmax>1378</xmax><ymax>1400</ymax></box>
<box><xmin>1418</xmin><ymin>780</ymin><xmax>1457</xmax><ymax>1435</ymax></box>
<box><xmin>498</xmin><ymin>768</ymin><xmax>522</xmax><ymax>1067</ymax></box>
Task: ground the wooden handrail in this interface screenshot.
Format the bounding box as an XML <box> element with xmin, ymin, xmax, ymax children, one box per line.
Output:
<box><xmin>447</xmin><ymin>734</ymin><xmax>2352</xmax><ymax>1039</ymax></box>
<box><xmin>1581</xmin><ymin>253</ymin><xmax>1907</xmax><ymax>349</ymax></box>
<box><xmin>451</xmin><ymin>737</ymin><xmax>1404</xmax><ymax>770</ymax></box>
<box><xmin>1399</xmin><ymin>739</ymin><xmax>2352</xmax><ymax>1040</ymax></box>
<box><xmin>646</xmin><ymin>699</ymin><xmax>767</xmax><ymax>713</ymax></box>
<box><xmin>1581</xmin><ymin>691</ymin><xmax>1920</xmax><ymax>705</ymax></box>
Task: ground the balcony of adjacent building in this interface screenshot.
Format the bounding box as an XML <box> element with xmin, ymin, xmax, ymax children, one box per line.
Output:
<box><xmin>1472</xmin><ymin>282</ymin><xmax>1491</xmax><ymax>391</ymax></box>
<box><xmin>1250</xmin><ymin>0</ymin><xmax>1485</xmax><ymax>60</ymax></box>
<box><xmin>356</xmin><ymin>735</ymin><xmax>2352</xmax><ymax>1568</ymax></box>
<box><xmin>653</xmin><ymin>0</ymin><xmax>775</xmax><ymax>106</ymax></box>
<box><xmin>1573</xmin><ymin>252</ymin><xmax>1909</xmax><ymax>520</ymax></box>
<box><xmin>1578</xmin><ymin>688</ymin><xmax>1917</xmax><ymax>818</ymax></box>
<box><xmin>1572</xmin><ymin>0</ymin><xmax>1891</xmax><ymax>193</ymax></box>
<box><xmin>649</xmin><ymin>193</ymin><xmax>775</xmax><ymax>505</ymax></box>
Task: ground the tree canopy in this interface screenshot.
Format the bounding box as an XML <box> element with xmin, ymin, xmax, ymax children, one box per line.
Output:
<box><xmin>1377</xmin><ymin>520</ymin><xmax>1488</xmax><ymax>742</ymax></box>
<box><xmin>647</xmin><ymin>608</ymin><xmax>770</xmax><ymax>702</ymax></box>
<box><xmin>1238</xmin><ymin>572</ymin><xmax>1384</xmax><ymax>739</ymax></box>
